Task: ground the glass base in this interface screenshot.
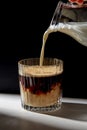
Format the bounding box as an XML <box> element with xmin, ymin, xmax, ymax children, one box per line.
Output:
<box><xmin>22</xmin><ymin>103</ymin><xmax>62</xmax><ymax>113</ymax></box>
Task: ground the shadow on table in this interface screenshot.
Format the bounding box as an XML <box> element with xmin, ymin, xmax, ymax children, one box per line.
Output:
<box><xmin>47</xmin><ymin>102</ymin><xmax>87</xmax><ymax>122</ymax></box>
<box><xmin>0</xmin><ymin>113</ymin><xmax>60</xmax><ymax>130</ymax></box>
<box><xmin>0</xmin><ymin>102</ymin><xmax>87</xmax><ymax>130</ymax></box>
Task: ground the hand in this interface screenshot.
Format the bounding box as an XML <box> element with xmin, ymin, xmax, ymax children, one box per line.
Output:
<box><xmin>68</xmin><ymin>0</ymin><xmax>84</xmax><ymax>5</ymax></box>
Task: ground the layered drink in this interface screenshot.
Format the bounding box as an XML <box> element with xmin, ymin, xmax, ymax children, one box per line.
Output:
<box><xmin>18</xmin><ymin>58</ymin><xmax>63</xmax><ymax>112</ymax></box>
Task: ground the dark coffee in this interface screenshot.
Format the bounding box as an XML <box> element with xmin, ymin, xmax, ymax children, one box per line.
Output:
<box><xmin>19</xmin><ymin>73</ymin><xmax>63</xmax><ymax>95</ymax></box>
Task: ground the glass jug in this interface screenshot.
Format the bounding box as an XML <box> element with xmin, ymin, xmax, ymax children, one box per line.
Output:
<box><xmin>40</xmin><ymin>0</ymin><xmax>87</xmax><ymax>66</ymax></box>
<box><xmin>49</xmin><ymin>0</ymin><xmax>87</xmax><ymax>47</ymax></box>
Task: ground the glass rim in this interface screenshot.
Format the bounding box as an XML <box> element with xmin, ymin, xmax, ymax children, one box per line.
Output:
<box><xmin>18</xmin><ymin>57</ymin><xmax>63</xmax><ymax>66</ymax></box>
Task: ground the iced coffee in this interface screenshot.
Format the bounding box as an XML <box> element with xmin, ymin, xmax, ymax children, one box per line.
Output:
<box><xmin>18</xmin><ymin>58</ymin><xmax>63</xmax><ymax>112</ymax></box>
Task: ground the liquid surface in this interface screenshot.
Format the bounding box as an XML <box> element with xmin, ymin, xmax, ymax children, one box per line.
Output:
<box><xmin>19</xmin><ymin>65</ymin><xmax>63</xmax><ymax>77</ymax></box>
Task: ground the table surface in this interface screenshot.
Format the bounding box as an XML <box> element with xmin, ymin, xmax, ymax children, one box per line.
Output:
<box><xmin>0</xmin><ymin>94</ymin><xmax>87</xmax><ymax>130</ymax></box>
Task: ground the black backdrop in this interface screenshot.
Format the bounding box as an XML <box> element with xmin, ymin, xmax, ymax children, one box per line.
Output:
<box><xmin>0</xmin><ymin>0</ymin><xmax>87</xmax><ymax>98</ymax></box>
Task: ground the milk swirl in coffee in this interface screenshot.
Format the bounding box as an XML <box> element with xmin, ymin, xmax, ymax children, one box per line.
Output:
<box><xmin>19</xmin><ymin>64</ymin><xmax>63</xmax><ymax>109</ymax></box>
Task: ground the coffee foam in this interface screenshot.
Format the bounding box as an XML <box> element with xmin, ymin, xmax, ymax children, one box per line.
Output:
<box><xmin>19</xmin><ymin>65</ymin><xmax>63</xmax><ymax>77</ymax></box>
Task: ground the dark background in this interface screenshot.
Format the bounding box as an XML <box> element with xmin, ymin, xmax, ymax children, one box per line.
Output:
<box><xmin>0</xmin><ymin>0</ymin><xmax>87</xmax><ymax>98</ymax></box>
